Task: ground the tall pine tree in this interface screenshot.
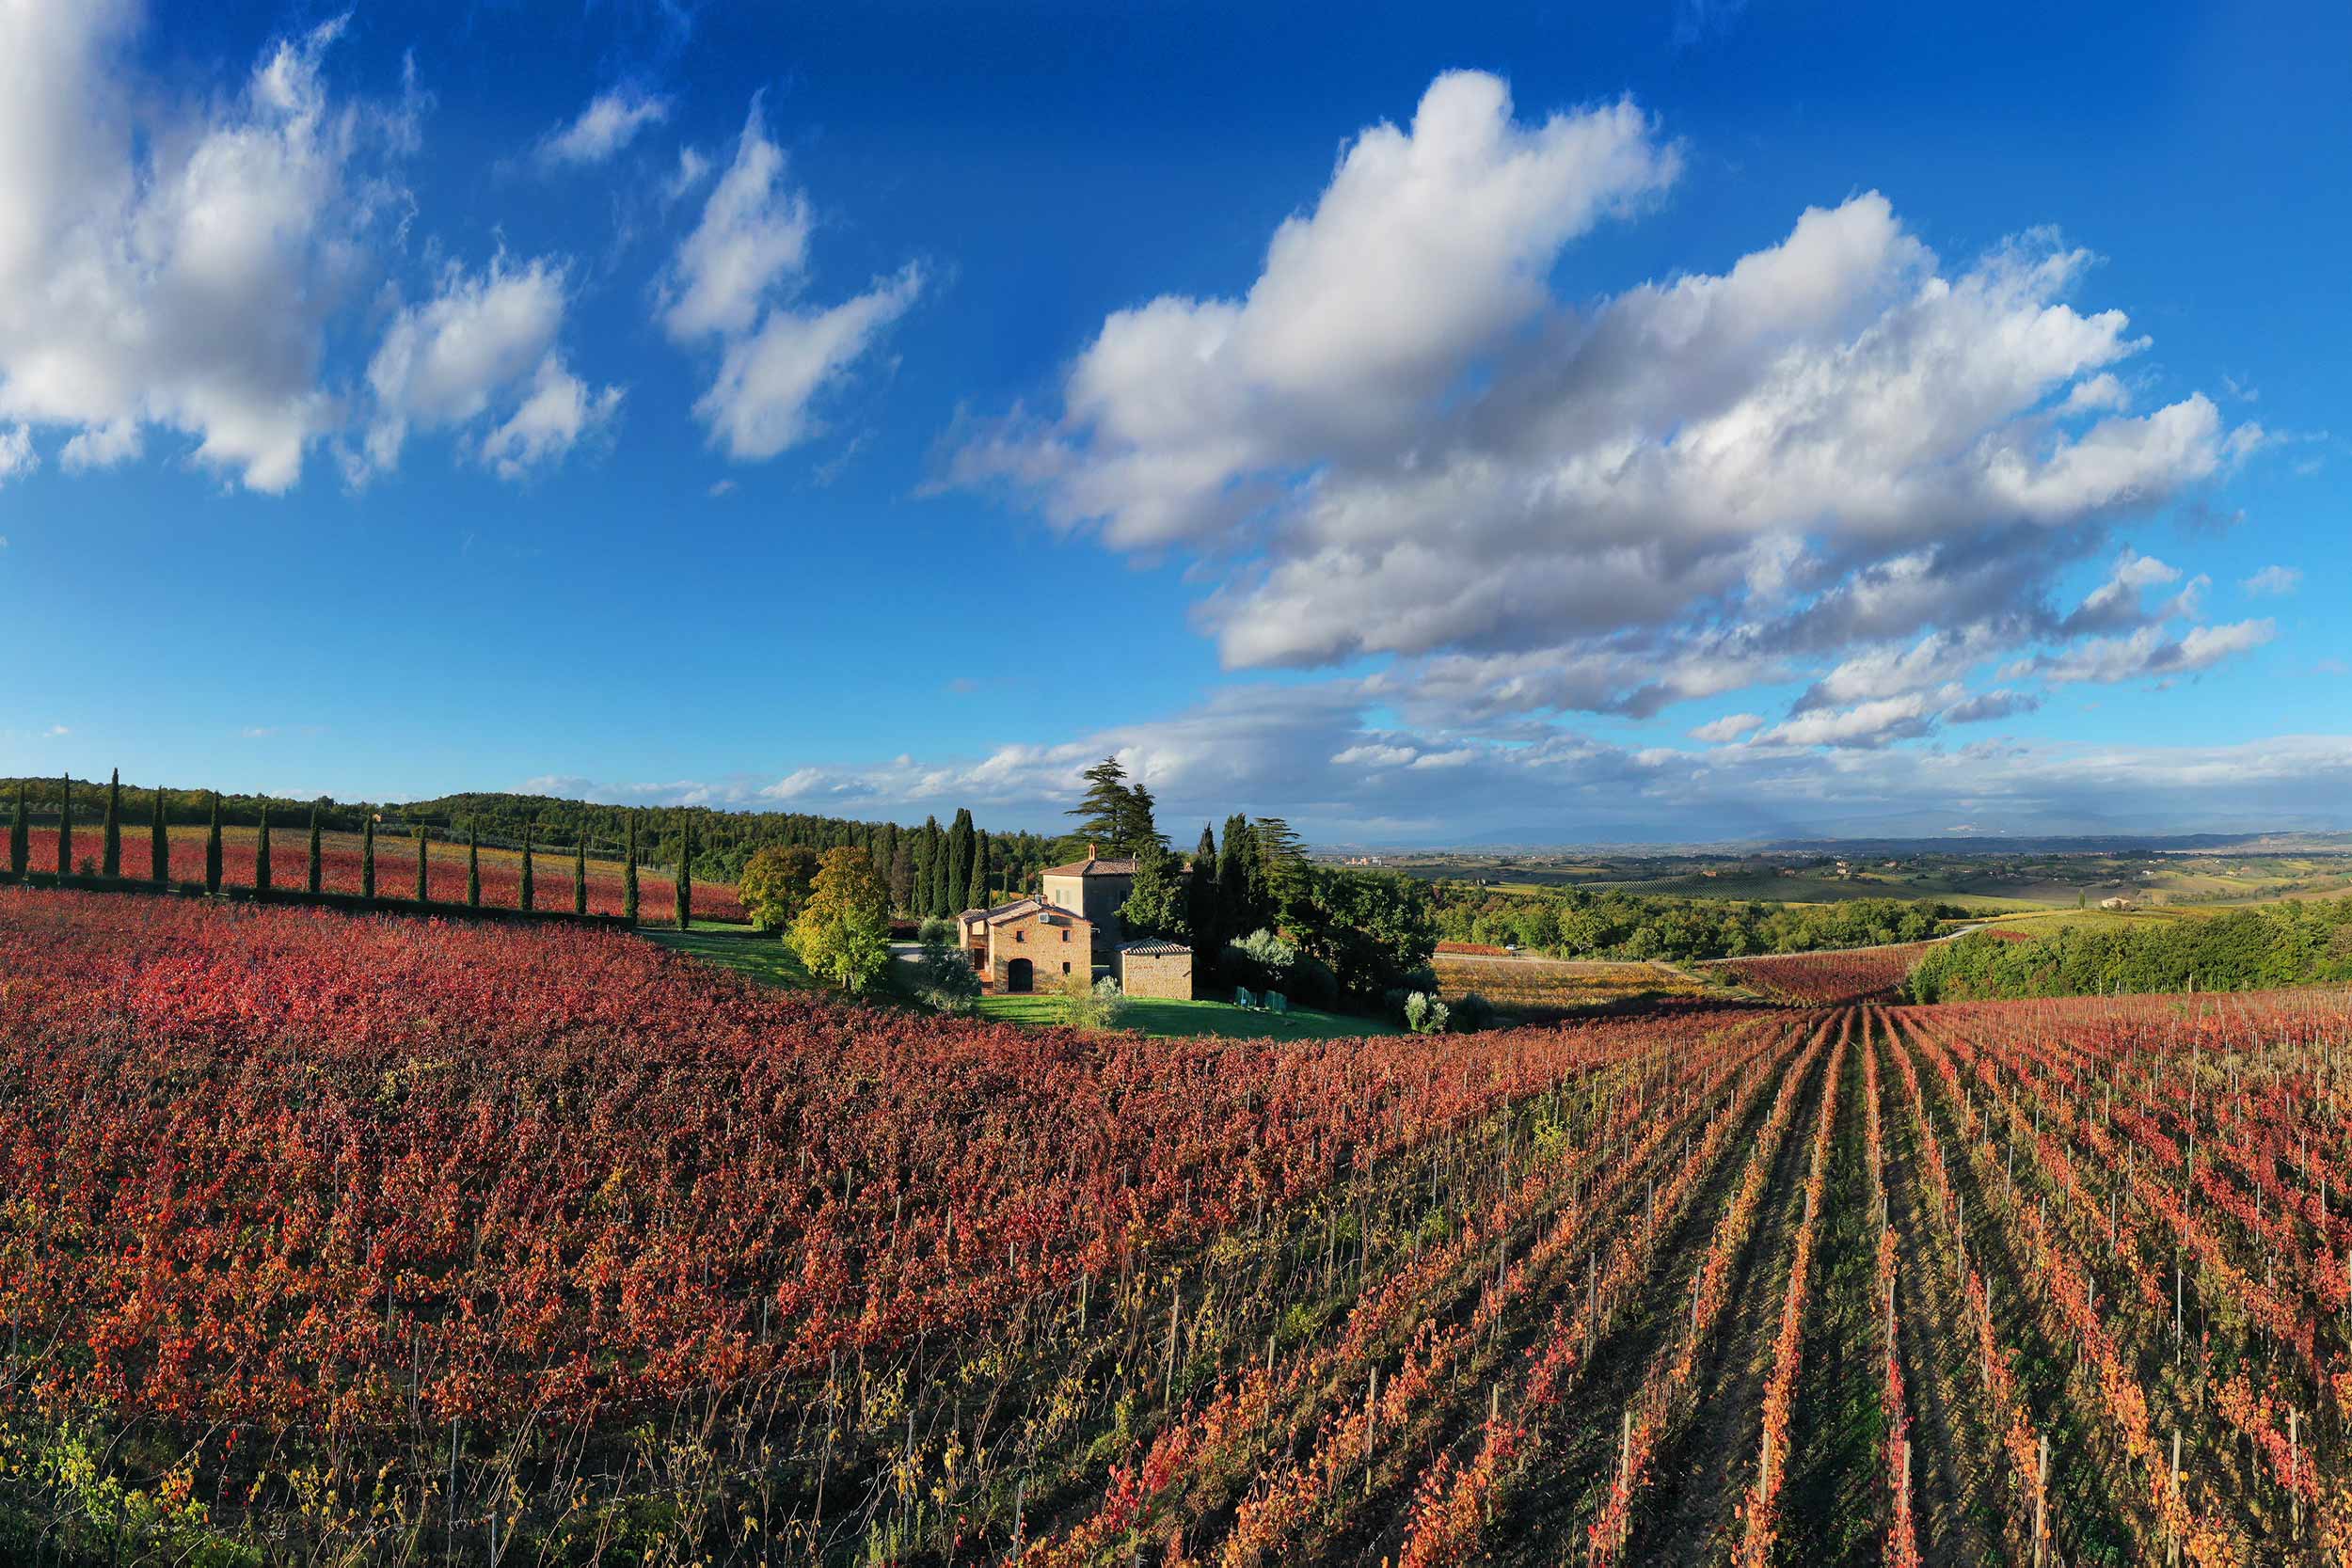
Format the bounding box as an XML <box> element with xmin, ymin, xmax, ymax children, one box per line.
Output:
<box><xmin>102</xmin><ymin>768</ymin><xmax>121</xmax><ymax>877</ymax></box>
<box><xmin>56</xmin><ymin>774</ymin><xmax>72</xmax><ymax>875</ymax></box>
<box><xmin>205</xmin><ymin>793</ymin><xmax>224</xmax><ymax>894</ymax></box>
<box><xmin>151</xmin><ymin>787</ymin><xmax>169</xmax><ymax>884</ymax></box>
<box><xmin>8</xmin><ymin>780</ymin><xmax>24</xmax><ymax>877</ymax></box>
<box><xmin>416</xmin><ymin>827</ymin><xmax>430</xmax><ymax>902</ymax></box>
<box><xmin>674</xmin><ymin>816</ymin><xmax>692</xmax><ymax>929</ymax></box>
<box><xmin>623</xmin><ymin>813</ymin><xmax>639</xmax><ymax>924</ymax></box>
<box><xmin>361</xmin><ymin>816</ymin><xmax>376</xmax><ymax>900</ymax></box>
<box><xmin>1067</xmin><ymin>757</ymin><xmax>1129</xmax><ymax>850</ymax></box>
<box><xmin>468</xmin><ymin>824</ymin><xmax>482</xmax><ymax>907</ymax></box>
<box><xmin>255</xmin><ymin>803</ymin><xmax>272</xmax><ymax>894</ymax></box>
<box><xmin>306</xmin><ymin>804</ymin><xmax>323</xmax><ymax>895</ymax></box>
<box><xmin>519</xmin><ymin>820</ymin><xmax>535</xmax><ymax>911</ymax></box>
<box><xmin>573</xmin><ymin>833</ymin><xmax>587</xmax><ymax>916</ymax></box>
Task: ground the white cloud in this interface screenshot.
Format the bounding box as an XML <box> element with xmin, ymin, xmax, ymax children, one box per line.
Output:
<box><xmin>2059</xmin><ymin>372</ymin><xmax>2129</xmax><ymax>414</ymax></box>
<box><xmin>658</xmin><ymin>101</ymin><xmax>812</xmax><ymax>343</ymax></box>
<box><xmin>660</xmin><ymin>100</ymin><xmax>921</xmax><ymax>460</ymax></box>
<box><xmin>1759</xmin><ymin>692</ymin><xmax>1941</xmax><ymax>750</ymax></box>
<box><xmin>2243</xmin><ymin>564</ymin><xmax>2302</xmax><ymax>596</ymax></box>
<box><xmin>358</xmin><ymin>255</ymin><xmax>617</xmax><ymax>481</ymax></box>
<box><xmin>694</xmin><ymin>264</ymin><xmax>922</xmax><ymax>459</ymax></box>
<box><xmin>477</xmin><ymin>356</ymin><xmax>623</xmax><ymax>480</ymax></box>
<box><xmin>2011</xmin><ymin>618</ymin><xmax>2275</xmax><ymax>686</ymax></box>
<box><xmin>0</xmin><ymin>8</ymin><xmax>415</xmax><ymax>492</ymax></box>
<box><xmin>0</xmin><ymin>424</ymin><xmax>34</xmax><ymax>483</ymax></box>
<box><xmin>538</xmin><ymin>86</ymin><xmax>669</xmax><ymax>167</ymax></box>
<box><xmin>954</xmin><ymin>71</ymin><xmax>2264</xmax><ymax>743</ymax></box>
<box><xmin>1690</xmin><ymin>712</ymin><xmax>1764</xmax><ymax>743</ymax></box>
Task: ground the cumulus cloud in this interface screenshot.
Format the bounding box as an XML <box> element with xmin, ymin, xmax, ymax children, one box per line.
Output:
<box><xmin>538</xmin><ymin>86</ymin><xmax>669</xmax><ymax>167</ymax></box>
<box><xmin>0</xmin><ymin>7</ymin><xmax>419</xmax><ymax>492</ymax></box>
<box><xmin>952</xmin><ymin>71</ymin><xmax>2265</xmax><ymax>746</ymax></box>
<box><xmin>358</xmin><ymin>255</ymin><xmax>618</xmax><ymax>480</ymax></box>
<box><xmin>2243</xmin><ymin>564</ymin><xmax>2302</xmax><ymax>596</ymax></box>
<box><xmin>660</xmin><ymin>100</ymin><xmax>920</xmax><ymax>459</ymax></box>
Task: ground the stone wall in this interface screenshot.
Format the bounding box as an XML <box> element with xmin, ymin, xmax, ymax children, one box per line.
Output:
<box><xmin>1119</xmin><ymin>947</ymin><xmax>1193</xmax><ymax>1001</ymax></box>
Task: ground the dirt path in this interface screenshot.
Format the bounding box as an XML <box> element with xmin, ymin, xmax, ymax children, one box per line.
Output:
<box><xmin>1875</xmin><ymin>1020</ymin><xmax>2003</xmax><ymax>1568</ymax></box>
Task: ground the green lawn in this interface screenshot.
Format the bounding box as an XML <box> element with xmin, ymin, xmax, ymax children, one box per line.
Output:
<box><xmin>642</xmin><ymin>926</ymin><xmax>816</xmax><ymax>988</ymax></box>
<box><xmin>975</xmin><ymin>991</ymin><xmax>1401</xmax><ymax>1040</ymax></box>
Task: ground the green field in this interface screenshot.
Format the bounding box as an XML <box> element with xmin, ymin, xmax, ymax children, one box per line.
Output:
<box><xmin>974</xmin><ymin>991</ymin><xmax>1401</xmax><ymax>1040</ymax></box>
<box><xmin>643</xmin><ymin>926</ymin><xmax>815</xmax><ymax>988</ymax></box>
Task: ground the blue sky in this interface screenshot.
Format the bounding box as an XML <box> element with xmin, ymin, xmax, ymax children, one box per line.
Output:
<box><xmin>1</xmin><ymin>0</ymin><xmax>2345</xmax><ymax>844</ymax></box>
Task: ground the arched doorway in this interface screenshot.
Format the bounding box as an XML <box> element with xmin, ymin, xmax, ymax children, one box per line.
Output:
<box><xmin>1006</xmin><ymin>958</ymin><xmax>1033</xmax><ymax>993</ymax></box>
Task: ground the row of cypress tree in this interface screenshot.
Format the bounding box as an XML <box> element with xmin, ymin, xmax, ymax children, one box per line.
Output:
<box><xmin>6</xmin><ymin>771</ymin><xmax>691</xmax><ymax>927</ymax></box>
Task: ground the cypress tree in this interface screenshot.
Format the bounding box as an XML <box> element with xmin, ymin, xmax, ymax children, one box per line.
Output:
<box><xmin>102</xmin><ymin>768</ymin><xmax>121</xmax><ymax>877</ymax></box>
<box><xmin>8</xmin><ymin>780</ymin><xmax>24</xmax><ymax>877</ymax></box>
<box><xmin>675</xmin><ymin>817</ymin><xmax>692</xmax><ymax>930</ymax></box>
<box><xmin>151</xmin><ymin>787</ymin><xmax>169</xmax><ymax>884</ymax></box>
<box><xmin>1188</xmin><ymin>824</ymin><xmax>1219</xmax><ymax>942</ymax></box>
<box><xmin>468</xmin><ymin>825</ymin><xmax>482</xmax><ymax>907</ymax></box>
<box><xmin>56</xmin><ymin>774</ymin><xmax>72</xmax><ymax>875</ymax></box>
<box><xmin>573</xmin><ymin>834</ymin><xmax>588</xmax><ymax>916</ymax></box>
<box><xmin>254</xmin><ymin>803</ymin><xmax>272</xmax><ymax>894</ymax></box>
<box><xmin>968</xmin><ymin>829</ymin><xmax>990</xmax><ymax>911</ymax></box>
<box><xmin>205</xmin><ymin>794</ymin><xmax>223</xmax><ymax>894</ymax></box>
<box><xmin>416</xmin><ymin>828</ymin><xmax>430</xmax><ymax>903</ymax></box>
<box><xmin>361</xmin><ymin>816</ymin><xmax>376</xmax><ymax>899</ymax></box>
<box><xmin>306</xmin><ymin>805</ymin><xmax>323</xmax><ymax>895</ymax></box>
<box><xmin>519</xmin><ymin>820</ymin><xmax>535</xmax><ymax>911</ymax></box>
<box><xmin>946</xmin><ymin>809</ymin><xmax>974</xmax><ymax>917</ymax></box>
<box><xmin>624</xmin><ymin>813</ymin><xmax>640</xmax><ymax>925</ymax></box>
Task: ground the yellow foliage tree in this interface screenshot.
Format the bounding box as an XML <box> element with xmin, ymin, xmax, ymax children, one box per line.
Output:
<box><xmin>791</xmin><ymin>846</ymin><xmax>893</xmax><ymax>991</ymax></box>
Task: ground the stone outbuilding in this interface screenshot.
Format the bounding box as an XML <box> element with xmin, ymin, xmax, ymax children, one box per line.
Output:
<box><xmin>1039</xmin><ymin>846</ymin><xmax>1137</xmax><ymax>958</ymax></box>
<box><xmin>1116</xmin><ymin>938</ymin><xmax>1194</xmax><ymax>1001</ymax></box>
<box><xmin>958</xmin><ymin>896</ymin><xmax>1092</xmax><ymax>992</ymax></box>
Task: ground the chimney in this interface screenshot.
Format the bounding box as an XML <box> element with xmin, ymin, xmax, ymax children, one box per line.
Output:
<box><xmin>1088</xmin><ymin>841</ymin><xmax>1097</xmax><ymax>860</ymax></box>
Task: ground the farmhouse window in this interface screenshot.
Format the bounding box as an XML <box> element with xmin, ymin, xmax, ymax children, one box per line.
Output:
<box><xmin>1015</xmin><ymin>929</ymin><xmax>1025</xmax><ymax>942</ymax></box>
<box><xmin>1061</xmin><ymin>961</ymin><xmax>1072</xmax><ymax>974</ymax></box>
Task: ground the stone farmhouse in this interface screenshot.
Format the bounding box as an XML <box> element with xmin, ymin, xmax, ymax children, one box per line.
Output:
<box><xmin>957</xmin><ymin>842</ymin><xmax>1195</xmax><ymax>999</ymax></box>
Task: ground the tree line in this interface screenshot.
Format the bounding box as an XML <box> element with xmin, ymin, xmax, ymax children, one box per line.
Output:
<box><xmin>1905</xmin><ymin>899</ymin><xmax>2352</xmax><ymax>1002</ymax></box>
<box><xmin>1434</xmin><ymin>885</ymin><xmax>1962</xmax><ymax>962</ymax></box>
<box><xmin>8</xmin><ymin>771</ymin><xmax>689</xmax><ymax>927</ymax></box>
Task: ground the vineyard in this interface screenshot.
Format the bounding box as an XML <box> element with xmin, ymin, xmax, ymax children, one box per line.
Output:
<box><xmin>8</xmin><ymin>882</ymin><xmax>2352</xmax><ymax>1565</ymax></box>
<box><xmin>12</xmin><ymin>822</ymin><xmax>747</xmax><ymax>924</ymax></box>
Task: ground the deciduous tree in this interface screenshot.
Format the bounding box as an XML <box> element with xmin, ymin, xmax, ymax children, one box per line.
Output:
<box><xmin>791</xmin><ymin>845</ymin><xmax>891</xmax><ymax>990</ymax></box>
<box><xmin>739</xmin><ymin>843</ymin><xmax>821</xmax><ymax>930</ymax></box>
